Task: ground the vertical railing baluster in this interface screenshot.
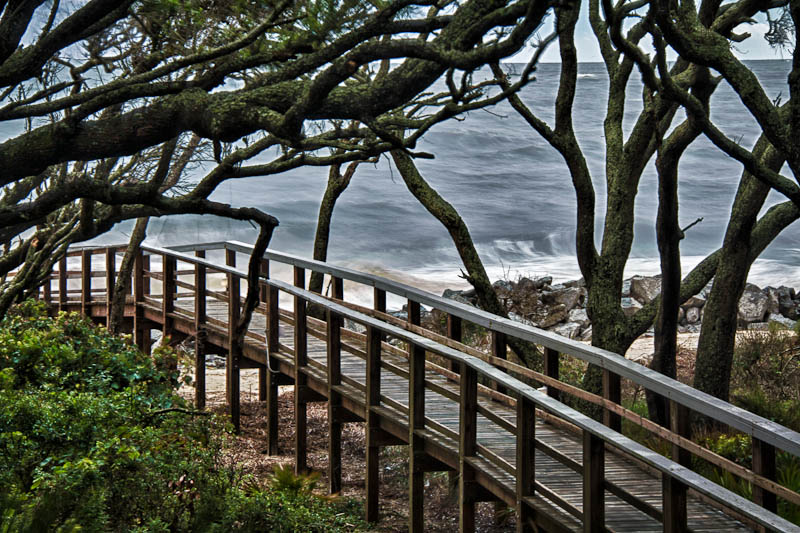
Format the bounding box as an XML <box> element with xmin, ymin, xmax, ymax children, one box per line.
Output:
<box><xmin>293</xmin><ymin>266</ymin><xmax>308</xmax><ymax>474</ymax></box>
<box><xmin>459</xmin><ymin>363</ymin><xmax>478</xmax><ymax>533</ymax></box>
<box><xmin>81</xmin><ymin>250</ymin><xmax>91</xmax><ymax>316</ymax></box>
<box><xmin>516</xmin><ymin>395</ymin><xmax>536</xmax><ymax>533</ymax></box>
<box><xmin>491</xmin><ymin>330</ymin><xmax>507</xmax><ymax>395</ymax></box>
<box><xmin>265</xmin><ymin>261</ymin><xmax>280</xmax><ymax>455</ymax></box>
<box><xmin>753</xmin><ymin>436</ymin><xmax>777</xmax><ymax>533</ymax></box>
<box><xmin>583</xmin><ymin>431</ymin><xmax>604</xmax><ymax>533</ymax></box>
<box><xmin>327</xmin><ymin>304</ymin><xmax>342</xmax><ymax>495</ymax></box>
<box><xmin>544</xmin><ymin>347</ymin><xmax>560</xmax><ymax>401</ymax></box>
<box><xmin>409</xmin><ymin>332</ymin><xmax>426</xmax><ymax>532</ymax></box>
<box><xmin>195</xmin><ymin>250</ymin><xmax>207</xmax><ymax>410</ymax></box>
<box><xmin>603</xmin><ymin>370</ymin><xmax>621</xmax><ymax>432</ymax></box>
<box><xmin>133</xmin><ymin>251</ymin><xmax>145</xmax><ymax>351</ymax></box>
<box><xmin>58</xmin><ymin>256</ymin><xmax>67</xmax><ymax>311</ymax></box>
<box><xmin>663</xmin><ymin>399</ymin><xmax>689</xmax><ymax>532</ymax></box>
<box><xmin>105</xmin><ymin>247</ymin><xmax>115</xmax><ymax>327</ymax></box>
<box><xmin>447</xmin><ymin>314</ymin><xmax>462</xmax><ymax>374</ymax></box>
<box><xmin>226</xmin><ymin>249</ymin><xmax>240</xmax><ymax>431</ymax></box>
<box><xmin>365</xmin><ymin>324</ymin><xmax>382</xmax><ymax>523</ymax></box>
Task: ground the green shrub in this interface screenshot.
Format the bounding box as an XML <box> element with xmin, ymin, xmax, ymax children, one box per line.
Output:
<box><xmin>0</xmin><ymin>301</ymin><xmax>364</xmax><ymax>532</ymax></box>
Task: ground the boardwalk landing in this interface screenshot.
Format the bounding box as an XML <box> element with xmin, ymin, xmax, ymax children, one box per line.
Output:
<box><xmin>42</xmin><ymin>242</ymin><xmax>800</xmax><ymax>533</ymax></box>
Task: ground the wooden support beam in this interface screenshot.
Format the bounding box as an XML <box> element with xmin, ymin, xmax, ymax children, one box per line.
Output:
<box><xmin>365</xmin><ymin>324</ymin><xmax>382</xmax><ymax>524</ymax></box>
<box><xmin>602</xmin><ymin>369</ymin><xmax>621</xmax><ymax>432</ymax></box>
<box><xmin>58</xmin><ymin>256</ymin><xmax>67</xmax><ymax>311</ymax></box>
<box><xmin>516</xmin><ymin>396</ymin><xmax>536</xmax><ymax>533</ymax></box>
<box><xmin>328</xmin><ymin>307</ymin><xmax>343</xmax><ymax>495</ymax></box>
<box><xmin>226</xmin><ymin>249</ymin><xmax>240</xmax><ymax>432</ymax></box>
<box><xmin>162</xmin><ymin>254</ymin><xmax>176</xmax><ymax>341</ymax></box>
<box><xmin>583</xmin><ymin>432</ymin><xmax>605</xmax><ymax>533</ymax></box>
<box><xmin>460</xmin><ymin>363</ymin><xmax>478</xmax><ymax>533</ymax></box>
<box><xmin>105</xmin><ymin>248</ymin><xmax>115</xmax><ymax>327</ymax></box>
<box><xmin>194</xmin><ymin>250</ymin><xmax>207</xmax><ymax>410</ymax></box>
<box><xmin>544</xmin><ymin>347</ymin><xmax>560</xmax><ymax>402</ymax></box>
<box><xmin>409</xmin><ymin>335</ymin><xmax>426</xmax><ymax>533</ymax></box>
<box><xmin>294</xmin><ymin>266</ymin><xmax>308</xmax><ymax>474</ymax></box>
<box><xmin>258</xmin><ymin>259</ymin><xmax>269</xmax><ymax>402</ymax></box>
<box><xmin>81</xmin><ymin>250</ymin><xmax>91</xmax><ymax>316</ymax></box>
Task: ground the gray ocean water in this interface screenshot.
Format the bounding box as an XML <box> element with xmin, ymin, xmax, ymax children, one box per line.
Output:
<box><xmin>77</xmin><ymin>61</ymin><xmax>800</xmax><ymax>294</ymax></box>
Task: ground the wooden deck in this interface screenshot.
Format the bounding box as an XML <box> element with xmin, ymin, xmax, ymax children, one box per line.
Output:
<box><xmin>39</xmin><ymin>242</ymin><xmax>800</xmax><ymax>533</ymax></box>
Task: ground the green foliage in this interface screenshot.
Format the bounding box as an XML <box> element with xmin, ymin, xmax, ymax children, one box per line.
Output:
<box><xmin>0</xmin><ymin>301</ymin><xmax>365</xmax><ymax>532</ymax></box>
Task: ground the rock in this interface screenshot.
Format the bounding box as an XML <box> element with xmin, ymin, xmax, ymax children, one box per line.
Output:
<box><xmin>536</xmin><ymin>304</ymin><xmax>568</xmax><ymax>328</ymax></box>
<box><xmin>764</xmin><ymin>287</ymin><xmax>781</xmax><ymax>315</ymax></box>
<box><xmin>685</xmin><ymin>324</ymin><xmax>701</xmax><ymax>333</ymax></box>
<box><xmin>747</xmin><ymin>322</ymin><xmax>769</xmax><ymax>331</ymax></box>
<box><xmin>677</xmin><ymin>307</ymin><xmax>685</xmax><ymax>323</ymax></box>
<box><xmin>517</xmin><ymin>277</ymin><xmax>537</xmax><ymax>293</ymax></box>
<box><xmin>580</xmin><ymin>326</ymin><xmax>592</xmax><ymax>341</ymax></box>
<box><xmin>621</xmin><ymin>297</ymin><xmax>643</xmax><ymax>317</ymax></box>
<box><xmin>564</xmin><ymin>278</ymin><xmax>585</xmax><ymax>289</ymax></box>
<box><xmin>738</xmin><ymin>284</ymin><xmax>769</xmax><ymax>326</ymax></box>
<box><xmin>681</xmin><ymin>295</ymin><xmax>706</xmax><ymax>309</ymax></box>
<box><xmin>630</xmin><ymin>275</ymin><xmax>662</xmax><ymax>304</ymax></box>
<box><xmin>767</xmin><ymin>313</ymin><xmax>797</xmax><ymax>330</ymax></box>
<box><xmin>551</xmin><ymin>322</ymin><xmax>581</xmax><ymax>339</ymax></box>
<box><xmin>493</xmin><ymin>279</ymin><xmax>513</xmax><ymax>292</ymax></box>
<box><xmin>534</xmin><ymin>276</ymin><xmax>553</xmax><ymax>290</ymax></box>
<box><xmin>700</xmin><ymin>281</ymin><xmax>714</xmax><ymax>299</ymax></box>
<box><xmin>461</xmin><ymin>288</ymin><xmax>477</xmax><ymax>298</ymax></box>
<box><xmin>776</xmin><ymin>286</ymin><xmax>798</xmax><ymax>319</ymax></box>
<box><xmin>345</xmin><ymin>319</ymin><xmax>367</xmax><ymax>333</ymax></box>
<box><xmin>568</xmin><ymin>308</ymin><xmax>590</xmax><ymax>328</ymax></box>
<box><xmin>442</xmin><ymin>289</ymin><xmax>472</xmax><ymax>306</ymax></box>
<box><xmin>542</xmin><ymin>287</ymin><xmax>584</xmax><ymax>312</ymax></box>
<box><xmin>686</xmin><ymin>307</ymin><xmax>701</xmax><ymax>324</ymax></box>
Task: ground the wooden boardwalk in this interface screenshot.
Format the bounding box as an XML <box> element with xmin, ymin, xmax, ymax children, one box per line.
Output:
<box><xmin>39</xmin><ymin>242</ymin><xmax>800</xmax><ymax>533</ymax></box>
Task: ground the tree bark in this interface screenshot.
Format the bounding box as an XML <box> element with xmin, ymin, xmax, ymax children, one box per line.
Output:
<box><xmin>108</xmin><ymin>217</ymin><xmax>148</xmax><ymax>334</ymax></box>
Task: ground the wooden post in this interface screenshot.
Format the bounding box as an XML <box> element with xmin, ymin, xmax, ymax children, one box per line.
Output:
<box><xmin>663</xmin><ymin>400</ymin><xmax>689</xmax><ymax>532</ymax></box>
<box><xmin>293</xmin><ymin>266</ymin><xmax>308</xmax><ymax>474</ymax></box>
<box><xmin>132</xmin><ymin>252</ymin><xmax>146</xmax><ymax>351</ymax></box>
<box><xmin>459</xmin><ymin>363</ymin><xmax>478</xmax><ymax>533</ymax></box>
<box><xmin>194</xmin><ymin>250</ymin><xmax>207</xmax><ymax>410</ymax></box>
<box><xmin>753</xmin><ymin>437</ymin><xmax>777</xmax><ymax>529</ymax></box>
<box><xmin>374</xmin><ymin>287</ymin><xmax>386</xmax><ymax>343</ymax></box>
<box><xmin>544</xmin><ymin>347</ymin><xmax>560</xmax><ymax>401</ymax></box>
<box><xmin>516</xmin><ymin>396</ymin><xmax>536</xmax><ymax>533</ymax></box>
<box><xmin>491</xmin><ymin>330</ymin><xmax>507</xmax><ymax>395</ymax></box>
<box><xmin>602</xmin><ymin>370</ymin><xmax>621</xmax><ymax>432</ymax></box>
<box><xmin>365</xmin><ymin>324</ymin><xmax>382</xmax><ymax>523</ymax></box>
<box><xmin>81</xmin><ymin>250</ymin><xmax>91</xmax><ymax>316</ymax></box>
<box><xmin>409</xmin><ymin>334</ymin><xmax>426</xmax><ymax>533</ymax></box>
<box><xmin>226</xmin><ymin>249</ymin><xmax>240</xmax><ymax>432</ymax></box>
<box><xmin>258</xmin><ymin>259</ymin><xmax>269</xmax><ymax>402</ymax></box>
<box><xmin>447</xmin><ymin>314</ymin><xmax>462</xmax><ymax>372</ymax></box>
<box><xmin>105</xmin><ymin>247</ymin><xmax>115</xmax><ymax>327</ymax></box>
<box><xmin>265</xmin><ymin>268</ymin><xmax>280</xmax><ymax>456</ymax></box>
<box><xmin>162</xmin><ymin>254</ymin><xmax>176</xmax><ymax>343</ymax></box>
<box><xmin>582</xmin><ymin>431</ymin><xmax>605</xmax><ymax>533</ymax></box>
<box><xmin>58</xmin><ymin>256</ymin><xmax>67</xmax><ymax>311</ymax></box>
<box><xmin>327</xmin><ymin>306</ymin><xmax>343</xmax><ymax>494</ymax></box>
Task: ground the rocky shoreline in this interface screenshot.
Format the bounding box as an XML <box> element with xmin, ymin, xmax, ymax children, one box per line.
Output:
<box><xmin>442</xmin><ymin>275</ymin><xmax>800</xmax><ymax>341</ymax></box>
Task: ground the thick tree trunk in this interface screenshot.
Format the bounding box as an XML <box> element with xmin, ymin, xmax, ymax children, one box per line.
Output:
<box><xmin>694</xmin><ymin>138</ymin><xmax>783</xmax><ymax>403</ymax></box>
<box><xmin>309</xmin><ymin>161</ymin><xmax>358</xmax><ymax>294</ymax></box>
<box><xmin>109</xmin><ymin>217</ymin><xmax>148</xmax><ymax>334</ymax></box>
<box><xmin>391</xmin><ymin>150</ymin><xmax>540</xmax><ymax>368</ymax></box>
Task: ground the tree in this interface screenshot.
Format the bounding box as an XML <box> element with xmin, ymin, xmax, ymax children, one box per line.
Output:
<box><xmin>0</xmin><ymin>0</ymin><xmax>556</xmax><ymax>318</ymax></box>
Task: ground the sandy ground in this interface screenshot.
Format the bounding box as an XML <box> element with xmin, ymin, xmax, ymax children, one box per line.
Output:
<box><xmin>624</xmin><ymin>333</ymin><xmax>701</xmax><ymax>364</ymax></box>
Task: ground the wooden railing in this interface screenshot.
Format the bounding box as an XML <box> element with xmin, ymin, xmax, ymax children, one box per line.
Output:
<box><xmin>31</xmin><ymin>241</ymin><xmax>800</xmax><ymax>532</ymax></box>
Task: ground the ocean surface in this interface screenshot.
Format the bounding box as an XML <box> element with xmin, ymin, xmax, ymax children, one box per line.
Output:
<box><xmin>74</xmin><ymin>61</ymin><xmax>800</xmax><ymax>296</ymax></box>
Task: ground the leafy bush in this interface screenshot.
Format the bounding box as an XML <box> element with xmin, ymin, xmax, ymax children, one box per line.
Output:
<box><xmin>0</xmin><ymin>301</ymin><xmax>364</xmax><ymax>532</ymax></box>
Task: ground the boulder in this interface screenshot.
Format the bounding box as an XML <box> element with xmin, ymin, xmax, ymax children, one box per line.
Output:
<box><xmin>764</xmin><ymin>287</ymin><xmax>781</xmax><ymax>315</ymax></box>
<box><xmin>534</xmin><ymin>276</ymin><xmax>553</xmax><ymax>290</ymax></box>
<box><xmin>551</xmin><ymin>321</ymin><xmax>582</xmax><ymax>339</ymax></box>
<box><xmin>738</xmin><ymin>284</ymin><xmax>769</xmax><ymax>326</ymax></box>
<box><xmin>542</xmin><ymin>287</ymin><xmax>584</xmax><ymax>312</ymax></box>
<box><xmin>767</xmin><ymin>313</ymin><xmax>797</xmax><ymax>330</ymax></box>
<box><xmin>564</xmin><ymin>278</ymin><xmax>586</xmax><ymax>289</ymax></box>
<box><xmin>517</xmin><ymin>277</ymin><xmax>537</xmax><ymax>293</ymax></box>
<box><xmin>700</xmin><ymin>280</ymin><xmax>714</xmax><ymax>299</ymax></box>
<box><xmin>685</xmin><ymin>307</ymin><xmax>701</xmax><ymax>324</ymax></box>
<box><xmin>681</xmin><ymin>295</ymin><xmax>706</xmax><ymax>309</ymax></box>
<box><xmin>621</xmin><ymin>278</ymin><xmax>632</xmax><ymax>298</ymax></box>
<box><xmin>493</xmin><ymin>279</ymin><xmax>514</xmax><ymax>292</ymax></box>
<box><xmin>747</xmin><ymin>322</ymin><xmax>769</xmax><ymax>331</ymax></box>
<box><xmin>630</xmin><ymin>275</ymin><xmax>662</xmax><ymax>304</ymax></box>
<box><xmin>677</xmin><ymin>307</ymin><xmax>685</xmax><ymax>323</ymax></box>
<box><xmin>776</xmin><ymin>286</ymin><xmax>798</xmax><ymax>319</ymax></box>
<box><xmin>536</xmin><ymin>304</ymin><xmax>568</xmax><ymax>328</ymax></box>
<box><xmin>621</xmin><ymin>297</ymin><xmax>643</xmax><ymax>317</ymax></box>
<box><xmin>568</xmin><ymin>308</ymin><xmax>590</xmax><ymax>328</ymax></box>
<box><xmin>442</xmin><ymin>288</ymin><xmax>471</xmax><ymax>306</ymax></box>
<box><xmin>579</xmin><ymin>326</ymin><xmax>593</xmax><ymax>341</ymax></box>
